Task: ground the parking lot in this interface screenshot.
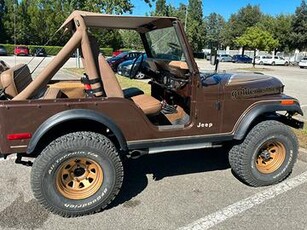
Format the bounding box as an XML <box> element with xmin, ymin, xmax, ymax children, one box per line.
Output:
<box><xmin>0</xmin><ymin>56</ymin><xmax>306</xmax><ymax>230</ymax></box>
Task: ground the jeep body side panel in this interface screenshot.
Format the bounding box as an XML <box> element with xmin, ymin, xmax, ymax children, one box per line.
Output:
<box><xmin>0</xmin><ymin>94</ymin><xmax>225</xmax><ymax>154</ymax></box>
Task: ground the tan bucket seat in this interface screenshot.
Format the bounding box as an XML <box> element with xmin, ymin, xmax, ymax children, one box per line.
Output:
<box><xmin>0</xmin><ymin>64</ymin><xmax>62</xmax><ymax>99</ymax></box>
<box><xmin>98</xmin><ymin>54</ymin><xmax>162</xmax><ymax>115</ymax></box>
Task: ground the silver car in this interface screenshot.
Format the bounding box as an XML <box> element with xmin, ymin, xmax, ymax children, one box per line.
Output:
<box><xmin>217</xmin><ymin>54</ymin><xmax>233</xmax><ymax>62</ymax></box>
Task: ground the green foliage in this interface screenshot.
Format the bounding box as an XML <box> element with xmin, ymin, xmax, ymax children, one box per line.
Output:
<box><xmin>222</xmin><ymin>4</ymin><xmax>263</xmax><ymax>48</ymax></box>
<box><xmin>186</xmin><ymin>0</ymin><xmax>205</xmax><ymax>51</ymax></box>
<box><xmin>290</xmin><ymin>0</ymin><xmax>307</xmax><ymax>51</ymax></box>
<box><xmin>99</xmin><ymin>48</ymin><xmax>113</xmax><ymax>56</ymax></box>
<box><xmin>154</xmin><ymin>0</ymin><xmax>168</xmax><ymax>16</ymax></box>
<box><xmin>0</xmin><ymin>0</ymin><xmax>152</xmax><ymax>48</ymax></box>
<box><xmin>120</xmin><ymin>30</ymin><xmax>143</xmax><ymax>50</ymax></box>
<box><xmin>235</xmin><ymin>26</ymin><xmax>279</xmax><ymax>52</ymax></box>
<box><xmin>257</xmin><ymin>14</ymin><xmax>293</xmax><ymax>52</ymax></box>
<box><xmin>204</xmin><ymin>13</ymin><xmax>225</xmax><ymax>49</ymax></box>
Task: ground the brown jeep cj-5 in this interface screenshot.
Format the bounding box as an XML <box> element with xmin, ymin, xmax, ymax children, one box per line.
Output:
<box><xmin>0</xmin><ymin>11</ymin><xmax>304</xmax><ymax>217</ymax></box>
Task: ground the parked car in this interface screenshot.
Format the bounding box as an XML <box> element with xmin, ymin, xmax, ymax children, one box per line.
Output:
<box><xmin>262</xmin><ymin>56</ymin><xmax>289</xmax><ymax>66</ymax></box>
<box><xmin>112</xmin><ymin>50</ymin><xmax>124</xmax><ymax>57</ymax></box>
<box><xmin>107</xmin><ymin>51</ymin><xmax>142</xmax><ymax>72</ymax></box>
<box><xmin>0</xmin><ymin>45</ymin><xmax>8</xmax><ymax>56</ymax></box>
<box><xmin>232</xmin><ymin>54</ymin><xmax>253</xmax><ymax>63</ymax></box>
<box><xmin>117</xmin><ymin>53</ymin><xmax>148</xmax><ymax>79</ymax></box>
<box><xmin>254</xmin><ymin>55</ymin><xmax>271</xmax><ymax>65</ymax></box>
<box><xmin>14</xmin><ymin>46</ymin><xmax>29</xmax><ymax>56</ymax></box>
<box><xmin>217</xmin><ymin>54</ymin><xmax>233</xmax><ymax>62</ymax></box>
<box><xmin>299</xmin><ymin>57</ymin><xmax>307</xmax><ymax>69</ymax></box>
<box><xmin>31</xmin><ymin>47</ymin><xmax>47</xmax><ymax>57</ymax></box>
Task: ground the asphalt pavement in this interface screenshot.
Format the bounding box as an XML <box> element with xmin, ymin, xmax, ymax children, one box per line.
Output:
<box><xmin>0</xmin><ymin>147</ymin><xmax>306</xmax><ymax>230</ymax></box>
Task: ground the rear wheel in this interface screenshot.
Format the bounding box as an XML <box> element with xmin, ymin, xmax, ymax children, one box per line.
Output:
<box><xmin>259</xmin><ymin>61</ymin><xmax>264</xmax><ymax>65</ymax></box>
<box><xmin>228</xmin><ymin>120</ymin><xmax>298</xmax><ymax>187</ymax></box>
<box><xmin>272</xmin><ymin>62</ymin><xmax>275</xmax><ymax>66</ymax></box>
<box><xmin>31</xmin><ymin>131</ymin><xmax>123</xmax><ymax>217</ymax></box>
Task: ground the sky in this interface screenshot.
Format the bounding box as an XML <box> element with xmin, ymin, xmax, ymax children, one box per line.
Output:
<box><xmin>131</xmin><ymin>0</ymin><xmax>303</xmax><ymax>19</ymax></box>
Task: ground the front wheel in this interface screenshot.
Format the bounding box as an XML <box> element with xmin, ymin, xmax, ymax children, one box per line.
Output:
<box><xmin>31</xmin><ymin>132</ymin><xmax>124</xmax><ymax>217</ymax></box>
<box><xmin>228</xmin><ymin>120</ymin><xmax>298</xmax><ymax>187</ymax></box>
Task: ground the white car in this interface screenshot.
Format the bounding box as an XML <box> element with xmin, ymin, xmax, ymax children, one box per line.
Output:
<box><xmin>254</xmin><ymin>55</ymin><xmax>271</xmax><ymax>65</ymax></box>
<box><xmin>299</xmin><ymin>57</ymin><xmax>307</xmax><ymax>69</ymax></box>
<box><xmin>262</xmin><ymin>56</ymin><xmax>289</xmax><ymax>66</ymax></box>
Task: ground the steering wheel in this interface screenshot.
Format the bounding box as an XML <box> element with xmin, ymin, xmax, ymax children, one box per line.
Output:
<box><xmin>129</xmin><ymin>53</ymin><xmax>145</xmax><ymax>79</ymax></box>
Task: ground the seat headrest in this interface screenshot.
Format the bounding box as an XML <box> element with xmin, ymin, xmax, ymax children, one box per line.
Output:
<box><xmin>0</xmin><ymin>64</ymin><xmax>32</xmax><ymax>98</ymax></box>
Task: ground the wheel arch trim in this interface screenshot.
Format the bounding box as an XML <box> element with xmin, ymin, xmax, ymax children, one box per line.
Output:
<box><xmin>27</xmin><ymin>109</ymin><xmax>127</xmax><ymax>154</ymax></box>
<box><xmin>234</xmin><ymin>103</ymin><xmax>303</xmax><ymax>140</ymax></box>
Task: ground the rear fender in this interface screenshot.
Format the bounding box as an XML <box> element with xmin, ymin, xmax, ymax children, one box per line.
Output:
<box><xmin>27</xmin><ymin>109</ymin><xmax>127</xmax><ymax>154</ymax></box>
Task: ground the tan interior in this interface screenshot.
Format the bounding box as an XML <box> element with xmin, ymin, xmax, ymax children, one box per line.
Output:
<box><xmin>1</xmin><ymin>64</ymin><xmax>33</xmax><ymax>98</ymax></box>
<box><xmin>0</xmin><ymin>64</ymin><xmax>62</xmax><ymax>99</ymax></box>
<box><xmin>98</xmin><ymin>54</ymin><xmax>124</xmax><ymax>98</ymax></box>
<box><xmin>49</xmin><ymin>82</ymin><xmax>85</xmax><ymax>98</ymax></box>
<box><xmin>98</xmin><ymin>55</ymin><xmax>162</xmax><ymax>115</ymax></box>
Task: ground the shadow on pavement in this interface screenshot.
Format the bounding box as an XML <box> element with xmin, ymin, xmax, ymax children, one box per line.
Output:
<box><xmin>109</xmin><ymin>147</ymin><xmax>230</xmax><ymax>209</ymax></box>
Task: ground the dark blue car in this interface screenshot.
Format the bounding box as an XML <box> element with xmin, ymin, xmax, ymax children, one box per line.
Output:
<box><xmin>107</xmin><ymin>51</ymin><xmax>141</xmax><ymax>72</ymax></box>
<box><xmin>117</xmin><ymin>53</ymin><xmax>148</xmax><ymax>79</ymax></box>
<box><xmin>232</xmin><ymin>54</ymin><xmax>253</xmax><ymax>63</ymax></box>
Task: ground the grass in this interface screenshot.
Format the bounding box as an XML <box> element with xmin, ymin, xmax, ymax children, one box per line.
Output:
<box><xmin>294</xmin><ymin>125</ymin><xmax>307</xmax><ymax>149</ymax></box>
<box><xmin>234</xmin><ymin>67</ymin><xmax>273</xmax><ymax>72</ymax></box>
<box><xmin>64</xmin><ymin>68</ymin><xmax>151</xmax><ymax>95</ymax></box>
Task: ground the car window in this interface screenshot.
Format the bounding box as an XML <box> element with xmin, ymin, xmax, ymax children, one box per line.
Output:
<box><xmin>116</xmin><ymin>52</ymin><xmax>128</xmax><ymax>58</ymax></box>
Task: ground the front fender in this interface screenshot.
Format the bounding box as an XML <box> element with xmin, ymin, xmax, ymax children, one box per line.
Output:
<box><xmin>27</xmin><ymin>109</ymin><xmax>127</xmax><ymax>154</ymax></box>
<box><xmin>234</xmin><ymin>102</ymin><xmax>303</xmax><ymax>140</ymax></box>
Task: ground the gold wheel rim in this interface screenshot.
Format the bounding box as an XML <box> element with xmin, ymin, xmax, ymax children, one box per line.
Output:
<box><xmin>255</xmin><ymin>141</ymin><xmax>286</xmax><ymax>174</ymax></box>
<box><xmin>56</xmin><ymin>157</ymin><xmax>103</xmax><ymax>200</ymax></box>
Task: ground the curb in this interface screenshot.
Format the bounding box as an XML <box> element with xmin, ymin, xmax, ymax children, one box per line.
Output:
<box><xmin>299</xmin><ymin>148</ymin><xmax>307</xmax><ymax>163</ymax></box>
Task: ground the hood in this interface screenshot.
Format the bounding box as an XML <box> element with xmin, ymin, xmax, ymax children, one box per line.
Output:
<box><xmin>208</xmin><ymin>72</ymin><xmax>285</xmax><ymax>99</ymax></box>
<box><xmin>119</xmin><ymin>59</ymin><xmax>134</xmax><ymax>67</ymax></box>
<box><xmin>227</xmin><ymin>73</ymin><xmax>284</xmax><ymax>99</ymax></box>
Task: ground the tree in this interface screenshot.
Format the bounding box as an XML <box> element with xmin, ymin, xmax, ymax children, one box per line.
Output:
<box><xmin>290</xmin><ymin>0</ymin><xmax>307</xmax><ymax>51</ymax></box>
<box><xmin>1</xmin><ymin>0</ymin><xmax>154</xmax><ymax>46</ymax></box>
<box><xmin>154</xmin><ymin>0</ymin><xmax>168</xmax><ymax>16</ymax></box>
<box><xmin>186</xmin><ymin>0</ymin><xmax>205</xmax><ymax>52</ymax></box>
<box><xmin>0</xmin><ymin>0</ymin><xmax>7</xmax><ymax>42</ymax></box>
<box><xmin>204</xmin><ymin>13</ymin><xmax>225</xmax><ymax>49</ymax></box>
<box><xmin>235</xmin><ymin>26</ymin><xmax>279</xmax><ymax>66</ymax></box>
<box><xmin>257</xmin><ymin>14</ymin><xmax>293</xmax><ymax>53</ymax></box>
<box><xmin>222</xmin><ymin>4</ymin><xmax>263</xmax><ymax>49</ymax></box>
<box><xmin>120</xmin><ymin>30</ymin><xmax>143</xmax><ymax>50</ymax></box>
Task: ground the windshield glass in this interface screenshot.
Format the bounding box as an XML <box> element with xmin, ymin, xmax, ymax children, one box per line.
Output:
<box><xmin>145</xmin><ymin>27</ymin><xmax>184</xmax><ymax>61</ymax></box>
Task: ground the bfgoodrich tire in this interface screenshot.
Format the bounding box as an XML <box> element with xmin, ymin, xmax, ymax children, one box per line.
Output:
<box><xmin>31</xmin><ymin>132</ymin><xmax>124</xmax><ymax>217</ymax></box>
<box><xmin>228</xmin><ymin>120</ymin><xmax>298</xmax><ymax>187</ymax></box>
